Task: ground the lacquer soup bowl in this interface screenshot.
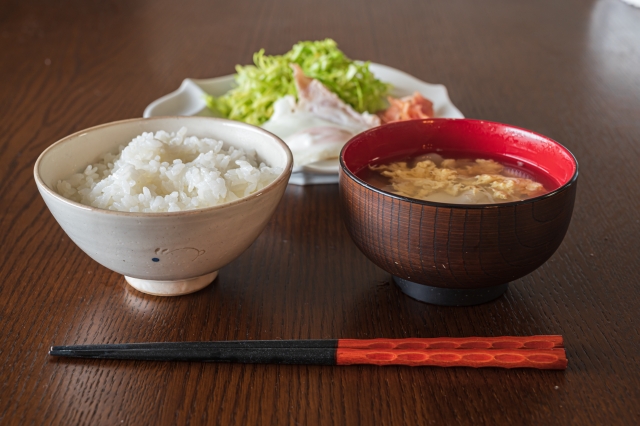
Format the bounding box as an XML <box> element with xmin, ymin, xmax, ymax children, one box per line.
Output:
<box><xmin>339</xmin><ymin>119</ymin><xmax>578</xmax><ymax>306</ymax></box>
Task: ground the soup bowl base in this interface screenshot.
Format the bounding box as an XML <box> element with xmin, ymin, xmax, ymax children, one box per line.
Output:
<box><xmin>125</xmin><ymin>271</ymin><xmax>218</xmax><ymax>296</ymax></box>
<box><xmin>393</xmin><ymin>276</ymin><xmax>508</xmax><ymax>307</ymax></box>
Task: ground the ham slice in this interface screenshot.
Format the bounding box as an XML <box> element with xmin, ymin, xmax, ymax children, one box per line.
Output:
<box><xmin>378</xmin><ymin>92</ymin><xmax>434</xmax><ymax>124</ymax></box>
<box><xmin>291</xmin><ymin>64</ymin><xmax>381</xmax><ymax>128</ymax></box>
<box><xmin>261</xmin><ymin>65</ymin><xmax>380</xmax><ymax>168</ymax></box>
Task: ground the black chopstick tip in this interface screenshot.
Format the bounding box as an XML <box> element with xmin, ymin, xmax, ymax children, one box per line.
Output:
<box><xmin>49</xmin><ymin>346</ymin><xmax>69</xmax><ymax>357</ymax></box>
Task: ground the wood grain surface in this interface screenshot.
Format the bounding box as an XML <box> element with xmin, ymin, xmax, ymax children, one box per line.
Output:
<box><xmin>1</xmin><ymin>0</ymin><xmax>639</xmax><ymax>424</ymax></box>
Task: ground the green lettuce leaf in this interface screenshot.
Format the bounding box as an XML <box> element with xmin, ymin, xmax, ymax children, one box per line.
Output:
<box><xmin>206</xmin><ymin>39</ymin><xmax>390</xmax><ymax>126</ymax></box>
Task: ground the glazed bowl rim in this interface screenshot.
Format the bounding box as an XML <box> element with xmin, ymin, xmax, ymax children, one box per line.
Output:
<box><xmin>339</xmin><ymin>118</ymin><xmax>579</xmax><ymax>209</ymax></box>
<box><xmin>34</xmin><ymin>116</ymin><xmax>294</xmax><ymax>217</ymax></box>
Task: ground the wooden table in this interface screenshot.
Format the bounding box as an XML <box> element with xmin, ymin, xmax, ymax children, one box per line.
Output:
<box><xmin>2</xmin><ymin>0</ymin><xmax>639</xmax><ymax>424</ymax></box>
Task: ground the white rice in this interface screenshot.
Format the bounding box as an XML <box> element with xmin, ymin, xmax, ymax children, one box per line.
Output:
<box><xmin>56</xmin><ymin>127</ymin><xmax>282</xmax><ymax>212</ymax></box>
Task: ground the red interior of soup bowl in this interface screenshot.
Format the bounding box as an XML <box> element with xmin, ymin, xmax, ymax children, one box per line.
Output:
<box><xmin>341</xmin><ymin>119</ymin><xmax>577</xmax><ymax>190</ymax></box>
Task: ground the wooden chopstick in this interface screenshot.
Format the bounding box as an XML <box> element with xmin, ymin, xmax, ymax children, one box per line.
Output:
<box><xmin>49</xmin><ymin>336</ymin><xmax>567</xmax><ymax>369</ymax></box>
<box><xmin>51</xmin><ymin>336</ymin><xmax>563</xmax><ymax>351</ymax></box>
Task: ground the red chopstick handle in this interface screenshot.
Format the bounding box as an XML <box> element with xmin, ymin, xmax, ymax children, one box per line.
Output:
<box><xmin>336</xmin><ymin>348</ymin><xmax>567</xmax><ymax>369</ymax></box>
<box><xmin>337</xmin><ymin>336</ymin><xmax>563</xmax><ymax>350</ymax></box>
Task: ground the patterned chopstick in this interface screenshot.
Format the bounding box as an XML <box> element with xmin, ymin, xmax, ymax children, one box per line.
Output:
<box><xmin>49</xmin><ymin>336</ymin><xmax>567</xmax><ymax>369</ymax></box>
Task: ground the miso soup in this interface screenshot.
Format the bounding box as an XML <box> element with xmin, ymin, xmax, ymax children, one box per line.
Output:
<box><xmin>357</xmin><ymin>152</ymin><xmax>558</xmax><ymax>204</ymax></box>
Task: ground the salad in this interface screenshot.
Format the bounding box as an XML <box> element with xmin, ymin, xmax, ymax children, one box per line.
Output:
<box><xmin>206</xmin><ymin>40</ymin><xmax>434</xmax><ymax>168</ymax></box>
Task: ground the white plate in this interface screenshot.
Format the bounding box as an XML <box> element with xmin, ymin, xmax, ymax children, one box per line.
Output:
<box><xmin>143</xmin><ymin>63</ymin><xmax>464</xmax><ymax>185</ymax></box>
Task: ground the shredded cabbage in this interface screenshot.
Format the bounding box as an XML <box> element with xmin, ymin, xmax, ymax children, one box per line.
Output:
<box><xmin>206</xmin><ymin>39</ymin><xmax>391</xmax><ymax>125</ymax></box>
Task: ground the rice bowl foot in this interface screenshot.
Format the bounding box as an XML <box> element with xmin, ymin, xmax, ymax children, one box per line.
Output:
<box><xmin>393</xmin><ymin>276</ymin><xmax>508</xmax><ymax>306</ymax></box>
<box><xmin>125</xmin><ymin>271</ymin><xmax>219</xmax><ymax>296</ymax></box>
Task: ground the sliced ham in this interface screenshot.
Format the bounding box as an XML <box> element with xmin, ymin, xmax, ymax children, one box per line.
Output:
<box><xmin>378</xmin><ymin>92</ymin><xmax>434</xmax><ymax>124</ymax></box>
<box><xmin>261</xmin><ymin>65</ymin><xmax>380</xmax><ymax>168</ymax></box>
<box><xmin>291</xmin><ymin>64</ymin><xmax>381</xmax><ymax>128</ymax></box>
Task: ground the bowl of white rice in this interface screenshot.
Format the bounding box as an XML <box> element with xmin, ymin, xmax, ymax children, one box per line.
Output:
<box><xmin>34</xmin><ymin>116</ymin><xmax>293</xmax><ymax>296</ymax></box>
